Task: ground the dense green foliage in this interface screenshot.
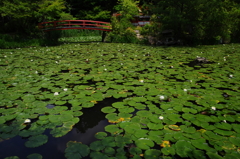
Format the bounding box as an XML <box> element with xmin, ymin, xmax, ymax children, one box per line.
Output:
<box><xmin>1</xmin><ymin>43</ymin><xmax>240</xmax><ymax>158</ymax></box>
<box><xmin>145</xmin><ymin>0</ymin><xmax>240</xmax><ymax>44</ymax></box>
<box><xmin>0</xmin><ymin>0</ymin><xmax>240</xmax><ymax>46</ymax></box>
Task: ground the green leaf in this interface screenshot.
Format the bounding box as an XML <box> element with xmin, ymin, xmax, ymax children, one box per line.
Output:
<box><xmin>65</xmin><ymin>141</ymin><xmax>90</xmax><ymax>159</ymax></box>
<box><xmin>206</xmin><ymin>152</ymin><xmax>223</xmax><ymax>159</ymax></box>
<box><xmin>144</xmin><ymin>149</ymin><xmax>161</xmax><ymax>158</ymax></box>
<box><xmin>214</xmin><ymin>129</ymin><xmax>233</xmax><ymax>136</ymax></box>
<box><xmin>161</xmin><ymin>146</ymin><xmax>175</xmax><ymax>156</ymax></box>
<box><xmin>4</xmin><ymin>156</ymin><xmax>20</xmax><ymax>159</ymax></box>
<box><xmin>90</xmin><ymin>151</ymin><xmax>109</xmax><ymax>159</ymax></box>
<box><xmin>191</xmin><ymin>138</ymin><xmax>211</xmax><ymax>150</ymax></box>
<box><xmin>175</xmin><ymin>140</ymin><xmax>194</xmax><ymax>158</ymax></box>
<box><xmin>95</xmin><ymin>132</ymin><xmax>107</xmax><ymax>139</ymax></box>
<box><xmin>25</xmin><ymin>134</ymin><xmax>48</xmax><ymax>148</ymax></box>
<box><xmin>167</xmin><ymin>114</ymin><xmax>183</xmax><ymax>122</ymax></box>
<box><xmin>147</xmin><ymin>122</ymin><xmax>163</xmax><ymax>130</ymax></box>
<box><xmin>104</xmin><ymin>147</ymin><xmax>115</xmax><ymax>155</ymax></box>
<box><xmin>90</xmin><ymin>141</ymin><xmax>105</xmax><ymax>151</ymax></box>
<box><xmin>27</xmin><ymin>153</ymin><xmax>42</xmax><ymax>159</ymax></box>
<box><xmin>101</xmin><ymin>107</ymin><xmax>116</xmax><ymax>113</ymax></box>
<box><xmin>135</xmin><ymin>138</ymin><xmax>154</xmax><ymax>150</ymax></box>
<box><xmin>229</xmin><ymin>137</ymin><xmax>240</xmax><ymax>147</ymax></box>
<box><xmin>105</xmin><ymin>125</ymin><xmax>122</xmax><ymax>134</ymax></box>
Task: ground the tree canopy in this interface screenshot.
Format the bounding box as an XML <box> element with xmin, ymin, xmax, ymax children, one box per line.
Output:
<box><xmin>0</xmin><ymin>0</ymin><xmax>239</xmax><ymax>44</ymax></box>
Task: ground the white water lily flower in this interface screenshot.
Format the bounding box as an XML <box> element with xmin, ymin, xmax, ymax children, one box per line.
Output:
<box><xmin>24</xmin><ymin>119</ymin><xmax>31</xmax><ymax>124</ymax></box>
<box><xmin>54</xmin><ymin>92</ymin><xmax>59</xmax><ymax>96</ymax></box>
<box><xmin>211</xmin><ymin>106</ymin><xmax>216</xmax><ymax>111</ymax></box>
<box><xmin>183</xmin><ymin>89</ymin><xmax>188</xmax><ymax>92</ymax></box>
<box><xmin>139</xmin><ymin>80</ymin><xmax>144</xmax><ymax>83</ymax></box>
<box><xmin>104</xmin><ymin>68</ymin><xmax>107</xmax><ymax>71</ymax></box>
<box><xmin>63</xmin><ymin>88</ymin><xmax>68</xmax><ymax>91</ymax></box>
<box><xmin>223</xmin><ymin>120</ymin><xmax>227</xmax><ymax>123</ymax></box>
<box><xmin>159</xmin><ymin>95</ymin><xmax>165</xmax><ymax>100</ymax></box>
<box><xmin>229</xmin><ymin>74</ymin><xmax>233</xmax><ymax>78</ymax></box>
<box><xmin>159</xmin><ymin>116</ymin><xmax>164</xmax><ymax>120</ymax></box>
<box><xmin>170</xmin><ymin>66</ymin><xmax>174</xmax><ymax>68</ymax></box>
<box><xmin>35</xmin><ymin>71</ymin><xmax>38</xmax><ymax>74</ymax></box>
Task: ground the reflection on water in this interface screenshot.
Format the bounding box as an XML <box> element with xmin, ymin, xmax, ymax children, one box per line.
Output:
<box><xmin>0</xmin><ymin>98</ymin><xmax>118</xmax><ymax>159</ymax></box>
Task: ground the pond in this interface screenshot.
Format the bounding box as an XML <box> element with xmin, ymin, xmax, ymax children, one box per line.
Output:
<box><xmin>0</xmin><ymin>43</ymin><xmax>240</xmax><ymax>159</ymax></box>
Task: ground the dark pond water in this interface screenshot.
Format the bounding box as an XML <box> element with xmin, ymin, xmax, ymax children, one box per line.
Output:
<box><xmin>0</xmin><ymin>98</ymin><xmax>117</xmax><ymax>159</ymax></box>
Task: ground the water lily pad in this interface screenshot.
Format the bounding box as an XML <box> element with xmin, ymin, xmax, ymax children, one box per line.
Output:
<box><xmin>102</xmin><ymin>136</ymin><xmax>116</xmax><ymax>147</ymax></box>
<box><xmin>147</xmin><ymin>122</ymin><xmax>163</xmax><ymax>130</ymax></box>
<box><xmin>112</xmin><ymin>102</ymin><xmax>125</xmax><ymax>108</ymax></box>
<box><xmin>95</xmin><ymin>132</ymin><xmax>107</xmax><ymax>139</ymax></box>
<box><xmin>175</xmin><ymin>140</ymin><xmax>195</xmax><ymax>158</ymax></box>
<box><xmin>4</xmin><ymin>156</ymin><xmax>20</xmax><ymax>159</ymax></box>
<box><xmin>105</xmin><ymin>125</ymin><xmax>122</xmax><ymax>134</ymax></box>
<box><xmin>167</xmin><ymin>114</ymin><xmax>183</xmax><ymax>122</ymax></box>
<box><xmin>25</xmin><ymin>134</ymin><xmax>48</xmax><ymax>148</ymax></box>
<box><xmin>101</xmin><ymin>107</ymin><xmax>116</xmax><ymax>113</ymax></box>
<box><xmin>90</xmin><ymin>140</ymin><xmax>105</xmax><ymax>151</ymax></box>
<box><xmin>161</xmin><ymin>146</ymin><xmax>175</xmax><ymax>156</ymax></box>
<box><xmin>89</xmin><ymin>151</ymin><xmax>109</xmax><ymax>159</ymax></box>
<box><xmin>135</xmin><ymin>138</ymin><xmax>154</xmax><ymax>150</ymax></box>
<box><xmin>65</xmin><ymin>141</ymin><xmax>90</xmax><ymax>159</ymax></box>
<box><xmin>191</xmin><ymin>138</ymin><xmax>212</xmax><ymax>150</ymax></box>
<box><xmin>104</xmin><ymin>147</ymin><xmax>115</xmax><ymax>155</ymax></box>
<box><xmin>214</xmin><ymin>129</ymin><xmax>233</xmax><ymax>136</ymax></box>
<box><xmin>27</xmin><ymin>153</ymin><xmax>42</xmax><ymax>159</ymax></box>
<box><xmin>136</xmin><ymin>110</ymin><xmax>152</xmax><ymax>117</ymax></box>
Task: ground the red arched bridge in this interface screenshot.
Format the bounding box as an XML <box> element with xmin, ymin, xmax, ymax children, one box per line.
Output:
<box><xmin>38</xmin><ymin>20</ymin><xmax>112</xmax><ymax>32</ymax></box>
<box><xmin>38</xmin><ymin>20</ymin><xmax>112</xmax><ymax>42</ymax></box>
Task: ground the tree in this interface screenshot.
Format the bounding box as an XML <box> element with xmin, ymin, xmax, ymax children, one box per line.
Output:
<box><xmin>144</xmin><ymin>0</ymin><xmax>240</xmax><ymax>44</ymax></box>
<box><xmin>65</xmin><ymin>0</ymin><xmax>118</xmax><ymax>21</ymax></box>
<box><xmin>108</xmin><ymin>0</ymin><xmax>140</xmax><ymax>42</ymax></box>
<box><xmin>0</xmin><ymin>0</ymin><xmax>67</xmax><ymax>35</ymax></box>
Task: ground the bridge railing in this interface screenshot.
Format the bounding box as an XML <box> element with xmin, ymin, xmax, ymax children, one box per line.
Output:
<box><xmin>38</xmin><ymin>20</ymin><xmax>112</xmax><ymax>31</ymax></box>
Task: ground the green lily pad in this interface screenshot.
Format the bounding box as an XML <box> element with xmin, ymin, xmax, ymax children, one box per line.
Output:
<box><xmin>135</xmin><ymin>138</ymin><xmax>154</xmax><ymax>150</ymax></box>
<box><xmin>191</xmin><ymin>138</ymin><xmax>212</xmax><ymax>150</ymax></box>
<box><xmin>105</xmin><ymin>125</ymin><xmax>122</xmax><ymax>134</ymax></box>
<box><xmin>95</xmin><ymin>132</ymin><xmax>107</xmax><ymax>139</ymax></box>
<box><xmin>161</xmin><ymin>146</ymin><xmax>175</xmax><ymax>156</ymax></box>
<box><xmin>102</xmin><ymin>136</ymin><xmax>116</xmax><ymax>147</ymax></box>
<box><xmin>65</xmin><ymin>141</ymin><xmax>90</xmax><ymax>159</ymax></box>
<box><xmin>4</xmin><ymin>156</ymin><xmax>20</xmax><ymax>159</ymax></box>
<box><xmin>147</xmin><ymin>122</ymin><xmax>163</xmax><ymax>130</ymax></box>
<box><xmin>175</xmin><ymin>140</ymin><xmax>194</xmax><ymax>158</ymax></box>
<box><xmin>89</xmin><ymin>151</ymin><xmax>109</xmax><ymax>159</ymax></box>
<box><xmin>104</xmin><ymin>147</ymin><xmax>115</xmax><ymax>155</ymax></box>
<box><xmin>90</xmin><ymin>140</ymin><xmax>105</xmax><ymax>151</ymax></box>
<box><xmin>167</xmin><ymin>114</ymin><xmax>183</xmax><ymax>122</ymax></box>
<box><xmin>25</xmin><ymin>134</ymin><xmax>48</xmax><ymax>148</ymax></box>
<box><xmin>27</xmin><ymin>153</ymin><xmax>42</xmax><ymax>159</ymax></box>
<box><xmin>101</xmin><ymin>107</ymin><xmax>116</xmax><ymax>113</ymax></box>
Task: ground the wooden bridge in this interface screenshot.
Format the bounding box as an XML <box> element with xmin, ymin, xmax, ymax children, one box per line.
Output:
<box><xmin>38</xmin><ymin>20</ymin><xmax>112</xmax><ymax>32</ymax></box>
<box><xmin>38</xmin><ymin>20</ymin><xmax>112</xmax><ymax>42</ymax></box>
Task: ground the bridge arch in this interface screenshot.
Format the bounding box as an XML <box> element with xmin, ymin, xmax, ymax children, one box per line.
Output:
<box><xmin>38</xmin><ymin>20</ymin><xmax>112</xmax><ymax>42</ymax></box>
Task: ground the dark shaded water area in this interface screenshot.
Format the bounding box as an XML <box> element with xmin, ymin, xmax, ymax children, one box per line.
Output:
<box><xmin>0</xmin><ymin>98</ymin><xmax>118</xmax><ymax>159</ymax></box>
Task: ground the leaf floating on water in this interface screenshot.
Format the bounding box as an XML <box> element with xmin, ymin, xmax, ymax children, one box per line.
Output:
<box><xmin>25</xmin><ymin>134</ymin><xmax>48</xmax><ymax>148</ymax></box>
<box><xmin>27</xmin><ymin>153</ymin><xmax>42</xmax><ymax>159</ymax></box>
<box><xmin>65</xmin><ymin>141</ymin><xmax>90</xmax><ymax>159</ymax></box>
<box><xmin>168</xmin><ymin>125</ymin><xmax>181</xmax><ymax>131</ymax></box>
